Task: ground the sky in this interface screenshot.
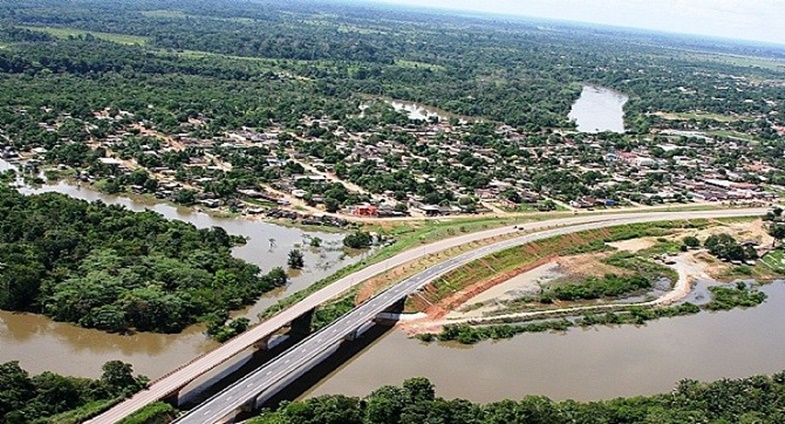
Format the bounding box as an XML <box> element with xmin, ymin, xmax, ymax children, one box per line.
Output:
<box><xmin>369</xmin><ymin>0</ymin><xmax>785</xmax><ymax>45</ymax></box>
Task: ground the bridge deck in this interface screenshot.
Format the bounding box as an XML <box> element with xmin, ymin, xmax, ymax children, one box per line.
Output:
<box><xmin>89</xmin><ymin>208</ymin><xmax>765</xmax><ymax>423</ymax></box>
<box><xmin>175</xmin><ymin>209</ymin><xmax>765</xmax><ymax>423</ymax></box>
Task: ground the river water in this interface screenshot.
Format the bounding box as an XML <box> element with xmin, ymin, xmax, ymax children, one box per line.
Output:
<box><xmin>307</xmin><ymin>283</ymin><xmax>785</xmax><ymax>402</ymax></box>
<box><xmin>568</xmin><ymin>86</ymin><xmax>628</xmax><ymax>133</ymax></box>
<box><xmin>0</xmin><ymin>161</ymin><xmax>367</xmax><ymax>378</ymax></box>
<box><xmin>4</xmin><ymin>159</ymin><xmax>785</xmax><ymax>403</ymax></box>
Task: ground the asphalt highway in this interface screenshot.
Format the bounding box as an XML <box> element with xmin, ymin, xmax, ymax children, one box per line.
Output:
<box><xmin>173</xmin><ymin>208</ymin><xmax>767</xmax><ymax>423</ymax></box>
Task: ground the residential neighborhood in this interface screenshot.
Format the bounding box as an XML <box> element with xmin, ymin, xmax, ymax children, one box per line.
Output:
<box><xmin>1</xmin><ymin>99</ymin><xmax>781</xmax><ymax>226</ymax></box>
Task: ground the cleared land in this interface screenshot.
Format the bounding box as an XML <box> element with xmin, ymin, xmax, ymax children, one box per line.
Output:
<box><xmin>21</xmin><ymin>26</ymin><xmax>149</xmax><ymax>45</ymax></box>
<box><xmin>403</xmin><ymin>217</ymin><xmax>778</xmax><ymax>333</ymax></box>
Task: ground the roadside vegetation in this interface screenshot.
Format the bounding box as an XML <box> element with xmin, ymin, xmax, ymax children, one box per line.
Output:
<box><xmin>249</xmin><ymin>371</ymin><xmax>785</xmax><ymax>423</ymax></box>
<box><xmin>406</xmin><ymin>221</ymin><xmax>705</xmax><ymax>313</ymax></box>
<box><xmin>258</xmin><ymin>215</ymin><xmax>537</xmax><ymax>321</ymax></box>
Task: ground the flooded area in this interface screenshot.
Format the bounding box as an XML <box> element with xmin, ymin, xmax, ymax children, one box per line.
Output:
<box><xmin>361</xmin><ymin>98</ymin><xmax>467</xmax><ymax>123</ymax></box>
<box><xmin>388</xmin><ymin>100</ymin><xmax>450</xmax><ymax>121</ymax></box>
<box><xmin>0</xmin><ymin>160</ymin><xmax>365</xmax><ymax>378</ymax></box>
<box><xmin>306</xmin><ymin>282</ymin><xmax>785</xmax><ymax>403</ymax></box>
<box><xmin>568</xmin><ymin>86</ymin><xmax>628</xmax><ymax>133</ymax></box>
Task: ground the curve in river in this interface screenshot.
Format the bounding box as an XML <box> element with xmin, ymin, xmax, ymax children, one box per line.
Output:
<box><xmin>568</xmin><ymin>85</ymin><xmax>628</xmax><ymax>133</ymax></box>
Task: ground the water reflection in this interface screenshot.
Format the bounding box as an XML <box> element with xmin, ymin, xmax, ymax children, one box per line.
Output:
<box><xmin>568</xmin><ymin>86</ymin><xmax>628</xmax><ymax>133</ymax></box>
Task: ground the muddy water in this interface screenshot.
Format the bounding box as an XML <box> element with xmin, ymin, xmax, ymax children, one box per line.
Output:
<box><xmin>306</xmin><ymin>283</ymin><xmax>785</xmax><ymax>403</ymax></box>
<box><xmin>568</xmin><ymin>86</ymin><xmax>628</xmax><ymax>133</ymax></box>
<box><xmin>0</xmin><ymin>161</ymin><xmax>365</xmax><ymax>378</ymax></box>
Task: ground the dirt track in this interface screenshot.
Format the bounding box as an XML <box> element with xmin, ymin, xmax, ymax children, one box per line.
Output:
<box><xmin>405</xmin><ymin>252</ymin><xmax>707</xmax><ymax>333</ymax></box>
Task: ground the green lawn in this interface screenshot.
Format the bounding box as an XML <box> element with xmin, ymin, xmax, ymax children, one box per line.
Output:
<box><xmin>659</xmin><ymin>111</ymin><xmax>752</xmax><ymax>123</ymax></box>
<box><xmin>140</xmin><ymin>9</ymin><xmax>187</xmax><ymax>18</ymax></box>
<box><xmin>21</xmin><ymin>26</ymin><xmax>149</xmax><ymax>45</ymax></box>
<box><xmin>760</xmin><ymin>249</ymin><xmax>785</xmax><ymax>273</ymax></box>
<box><xmin>707</xmin><ymin>130</ymin><xmax>762</xmax><ymax>143</ymax></box>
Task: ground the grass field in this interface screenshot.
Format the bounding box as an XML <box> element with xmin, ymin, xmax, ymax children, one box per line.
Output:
<box><xmin>395</xmin><ymin>59</ymin><xmax>445</xmax><ymax>71</ymax></box>
<box><xmin>140</xmin><ymin>9</ymin><xmax>187</xmax><ymax>18</ymax></box>
<box><xmin>657</xmin><ymin>111</ymin><xmax>752</xmax><ymax>123</ymax></box>
<box><xmin>760</xmin><ymin>249</ymin><xmax>785</xmax><ymax>273</ymax></box>
<box><xmin>707</xmin><ymin>130</ymin><xmax>763</xmax><ymax>143</ymax></box>
<box><xmin>21</xmin><ymin>26</ymin><xmax>149</xmax><ymax>45</ymax></box>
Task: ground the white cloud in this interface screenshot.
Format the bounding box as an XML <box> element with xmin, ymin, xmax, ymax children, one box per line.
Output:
<box><xmin>372</xmin><ymin>0</ymin><xmax>785</xmax><ymax>45</ymax></box>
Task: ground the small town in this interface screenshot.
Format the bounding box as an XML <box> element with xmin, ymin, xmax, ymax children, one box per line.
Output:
<box><xmin>2</xmin><ymin>98</ymin><xmax>783</xmax><ymax>227</ymax></box>
<box><xmin>3</xmin><ymin>0</ymin><xmax>785</xmax><ymax>423</ymax></box>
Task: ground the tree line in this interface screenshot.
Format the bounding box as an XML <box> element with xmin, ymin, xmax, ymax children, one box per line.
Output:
<box><xmin>0</xmin><ymin>360</ymin><xmax>147</xmax><ymax>424</ymax></box>
<box><xmin>249</xmin><ymin>372</ymin><xmax>785</xmax><ymax>424</ymax></box>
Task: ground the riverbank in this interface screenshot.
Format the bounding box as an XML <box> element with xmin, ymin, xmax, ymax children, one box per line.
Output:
<box><xmin>305</xmin><ymin>280</ymin><xmax>785</xmax><ymax>403</ymax></box>
<box><xmin>0</xmin><ymin>167</ymin><xmax>364</xmax><ymax>380</ymax></box>
<box><xmin>399</xmin><ymin>217</ymin><xmax>775</xmax><ymax>336</ymax></box>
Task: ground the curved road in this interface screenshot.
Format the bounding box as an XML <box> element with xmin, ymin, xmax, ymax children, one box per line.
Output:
<box><xmin>90</xmin><ymin>208</ymin><xmax>766</xmax><ymax>423</ymax></box>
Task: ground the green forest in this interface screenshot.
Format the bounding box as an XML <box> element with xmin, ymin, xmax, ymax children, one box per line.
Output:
<box><xmin>1</xmin><ymin>0</ymin><xmax>783</xmax><ymax>136</ymax></box>
<box><xmin>0</xmin><ymin>0</ymin><xmax>784</xmax><ymax>211</ymax></box>
<box><xmin>250</xmin><ymin>373</ymin><xmax>785</xmax><ymax>424</ymax></box>
<box><xmin>0</xmin><ymin>360</ymin><xmax>148</xmax><ymax>424</ymax></box>
<box><xmin>0</xmin><ymin>186</ymin><xmax>286</xmax><ymax>333</ymax></box>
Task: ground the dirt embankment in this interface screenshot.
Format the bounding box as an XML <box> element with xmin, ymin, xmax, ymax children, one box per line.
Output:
<box><xmin>400</xmin><ymin>219</ymin><xmax>772</xmax><ymax>334</ymax></box>
<box><xmin>409</xmin><ymin>255</ymin><xmax>556</xmax><ymax>320</ymax></box>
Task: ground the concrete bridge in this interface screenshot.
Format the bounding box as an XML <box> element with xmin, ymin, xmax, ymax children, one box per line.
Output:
<box><xmin>173</xmin><ymin>208</ymin><xmax>766</xmax><ymax>423</ymax></box>
<box><xmin>88</xmin><ymin>208</ymin><xmax>766</xmax><ymax>423</ymax></box>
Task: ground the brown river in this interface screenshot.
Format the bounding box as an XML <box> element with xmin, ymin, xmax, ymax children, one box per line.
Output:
<box><xmin>307</xmin><ymin>283</ymin><xmax>785</xmax><ymax>402</ymax></box>
<box><xmin>0</xmin><ymin>160</ymin><xmax>368</xmax><ymax>378</ymax></box>
<box><xmin>2</xmin><ymin>159</ymin><xmax>785</xmax><ymax>402</ymax></box>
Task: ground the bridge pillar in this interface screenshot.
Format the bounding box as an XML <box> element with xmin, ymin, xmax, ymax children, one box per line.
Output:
<box><xmin>289</xmin><ymin>308</ymin><xmax>315</xmax><ymax>336</ymax></box>
<box><xmin>344</xmin><ymin>328</ymin><xmax>360</xmax><ymax>341</ymax></box>
<box><xmin>252</xmin><ymin>335</ymin><xmax>272</xmax><ymax>351</ymax></box>
<box><xmin>161</xmin><ymin>391</ymin><xmax>181</xmax><ymax>407</ymax></box>
<box><xmin>344</xmin><ymin>321</ymin><xmax>374</xmax><ymax>341</ymax></box>
<box><xmin>374</xmin><ymin>296</ymin><xmax>409</xmax><ymax>324</ymax></box>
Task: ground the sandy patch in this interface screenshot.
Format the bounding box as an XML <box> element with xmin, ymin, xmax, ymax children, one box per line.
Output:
<box><xmin>680</xmin><ymin>219</ymin><xmax>772</xmax><ymax>246</ymax></box>
<box><xmin>465</xmin><ymin>262</ymin><xmax>560</xmax><ymax>305</ymax></box>
<box><xmin>556</xmin><ymin>252</ymin><xmax>630</xmax><ymax>279</ymax></box>
<box><xmin>607</xmin><ymin>238</ymin><xmax>655</xmax><ymax>253</ymax></box>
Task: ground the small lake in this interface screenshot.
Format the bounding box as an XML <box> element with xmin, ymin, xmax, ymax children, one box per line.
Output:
<box><xmin>306</xmin><ymin>282</ymin><xmax>785</xmax><ymax>403</ymax></box>
<box><xmin>568</xmin><ymin>86</ymin><xmax>628</xmax><ymax>133</ymax></box>
<box><xmin>0</xmin><ymin>160</ymin><xmax>366</xmax><ymax>379</ymax></box>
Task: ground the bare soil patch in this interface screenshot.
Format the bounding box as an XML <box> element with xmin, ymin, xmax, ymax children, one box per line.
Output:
<box><xmin>607</xmin><ymin>238</ymin><xmax>655</xmax><ymax>253</ymax></box>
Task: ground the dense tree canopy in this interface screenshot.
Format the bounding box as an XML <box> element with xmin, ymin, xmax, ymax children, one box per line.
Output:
<box><xmin>0</xmin><ymin>360</ymin><xmax>146</xmax><ymax>424</ymax></box>
<box><xmin>250</xmin><ymin>373</ymin><xmax>785</xmax><ymax>424</ymax></box>
<box><xmin>0</xmin><ymin>187</ymin><xmax>286</xmax><ymax>333</ymax></box>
